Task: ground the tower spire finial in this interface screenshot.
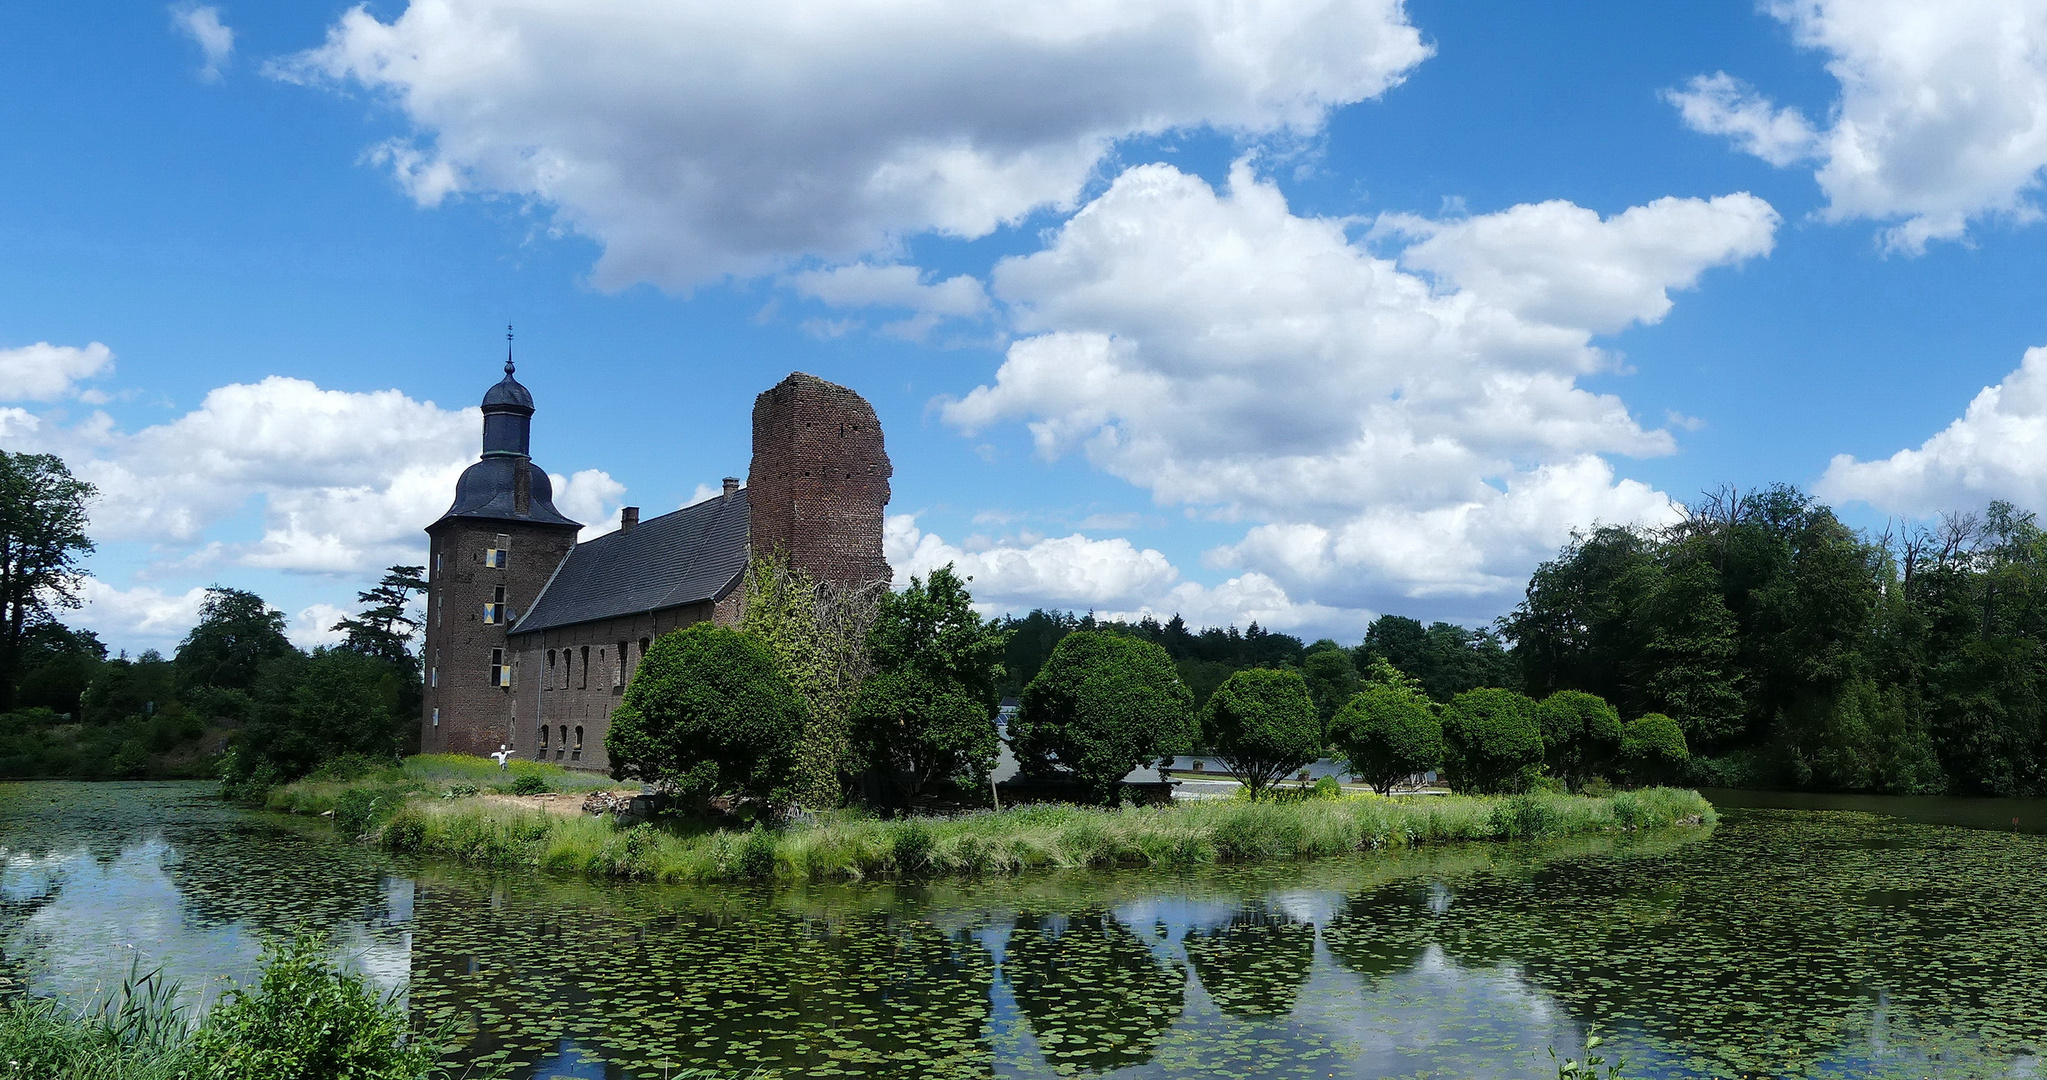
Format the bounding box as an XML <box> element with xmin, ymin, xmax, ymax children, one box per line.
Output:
<box><xmin>505</xmin><ymin>324</ymin><xmax>515</xmax><ymax>375</ymax></box>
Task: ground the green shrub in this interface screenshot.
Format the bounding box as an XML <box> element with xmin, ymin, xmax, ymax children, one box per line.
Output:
<box><xmin>331</xmin><ymin>788</ymin><xmax>384</xmax><ymax>836</ymax></box>
<box><xmin>849</xmin><ymin>668</ymin><xmax>998</xmax><ymax>802</ymax></box>
<box><xmin>1536</xmin><ymin>689</ymin><xmax>1622</xmax><ymax>789</ymax></box>
<box><xmin>888</xmin><ymin>819</ymin><xmax>936</xmax><ymax>873</ymax></box>
<box><xmin>508</xmin><ymin>773</ymin><xmax>551</xmax><ymax>795</ymax></box>
<box><xmin>736</xmin><ymin>826</ymin><xmax>779</xmax><ymax>881</ymax></box>
<box><xmin>1332</xmin><ymin>683</ymin><xmax>1443</xmax><ymax>794</ymax></box>
<box><xmin>185</xmin><ymin>933</ymin><xmax>445</xmax><ymax>1080</ymax></box>
<box><xmin>605</xmin><ymin>623</ymin><xmax>806</xmax><ymax>804</ymax></box>
<box><xmin>1441</xmin><ymin>688</ymin><xmax>1544</xmax><ymax>794</ymax></box>
<box><xmin>1201</xmin><ymin>668</ymin><xmax>1322</xmax><ymax>798</ymax></box>
<box><xmin>1622</xmin><ymin>713</ymin><xmax>1691</xmax><ymax>786</ymax></box>
<box><xmin>1010</xmin><ymin>631</ymin><xmax>1195</xmax><ymax>804</ymax></box>
<box><xmin>1489</xmin><ymin>794</ymin><xmax>1560</xmax><ymax>838</ymax></box>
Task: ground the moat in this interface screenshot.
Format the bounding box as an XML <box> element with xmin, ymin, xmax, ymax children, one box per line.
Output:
<box><xmin>3</xmin><ymin>782</ymin><xmax>2045</xmax><ymax>1079</ymax></box>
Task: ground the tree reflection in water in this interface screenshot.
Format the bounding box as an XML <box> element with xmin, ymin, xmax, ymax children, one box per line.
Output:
<box><xmin>1003</xmin><ymin>910</ymin><xmax>1185</xmax><ymax>1074</ymax></box>
<box><xmin>1183</xmin><ymin>905</ymin><xmax>1315</xmax><ymax>1018</ymax></box>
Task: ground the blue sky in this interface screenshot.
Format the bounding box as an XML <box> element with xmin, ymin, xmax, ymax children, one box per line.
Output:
<box><xmin>10</xmin><ymin>0</ymin><xmax>2047</xmax><ymax>654</ymax></box>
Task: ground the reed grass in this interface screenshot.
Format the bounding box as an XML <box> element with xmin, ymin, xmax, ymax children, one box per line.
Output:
<box><xmin>360</xmin><ymin>786</ymin><xmax>1714</xmax><ymax>886</ymax></box>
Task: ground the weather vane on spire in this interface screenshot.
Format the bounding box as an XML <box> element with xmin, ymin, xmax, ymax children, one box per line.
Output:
<box><xmin>505</xmin><ymin>324</ymin><xmax>515</xmax><ymax>374</ymax></box>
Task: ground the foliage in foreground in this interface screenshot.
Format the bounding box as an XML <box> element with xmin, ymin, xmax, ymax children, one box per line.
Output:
<box><xmin>0</xmin><ymin>934</ymin><xmax>468</xmax><ymax>1080</ymax></box>
<box><xmin>348</xmin><ymin>785</ymin><xmax>1713</xmax><ymax>885</ymax></box>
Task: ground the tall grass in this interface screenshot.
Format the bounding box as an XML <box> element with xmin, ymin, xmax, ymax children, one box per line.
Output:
<box><xmin>363</xmin><ymin>787</ymin><xmax>1713</xmax><ymax>886</ymax></box>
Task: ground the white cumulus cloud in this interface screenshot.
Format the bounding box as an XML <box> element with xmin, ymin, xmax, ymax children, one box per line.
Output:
<box><xmin>67</xmin><ymin>580</ymin><xmax>210</xmax><ymax>652</ymax></box>
<box><xmin>1820</xmin><ymin>346</ymin><xmax>2047</xmax><ymax>514</ymax></box>
<box><xmin>279</xmin><ymin>0</ymin><xmax>1431</xmax><ymax>288</ymax></box>
<box><xmin>1</xmin><ymin>375</ymin><xmax>622</xmax><ymax>576</ymax></box>
<box><xmin>1673</xmin><ymin>0</ymin><xmax>2047</xmax><ymax>251</ymax></box>
<box><xmin>885</xmin><ymin>514</ymin><xmax>1366</xmax><ymax>635</ymax></box>
<box><xmin>0</xmin><ymin>342</ymin><xmax>115</xmax><ymax>402</ymax></box>
<box><xmin>940</xmin><ymin>163</ymin><xmax>1747</xmax><ymax>613</ymax></box>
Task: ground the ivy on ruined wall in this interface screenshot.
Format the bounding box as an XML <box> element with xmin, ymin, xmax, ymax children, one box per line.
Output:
<box><xmin>739</xmin><ymin>553</ymin><xmax>882</xmax><ymax>808</ymax></box>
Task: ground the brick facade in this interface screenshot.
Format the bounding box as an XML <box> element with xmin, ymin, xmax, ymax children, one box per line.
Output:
<box><xmin>419</xmin><ymin>517</ymin><xmax>577</xmax><ymax>757</ymax></box>
<box><xmin>422</xmin><ymin>366</ymin><xmax>887</xmax><ymax>772</ymax></box>
<box><xmin>504</xmin><ymin>592</ymin><xmax>741</xmax><ymax>773</ymax></box>
<box><xmin>748</xmin><ymin>372</ymin><xmax>894</xmax><ymax>587</ymax></box>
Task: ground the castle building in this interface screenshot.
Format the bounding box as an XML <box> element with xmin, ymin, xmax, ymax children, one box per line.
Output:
<box><xmin>419</xmin><ymin>358</ymin><xmax>891</xmax><ymax>771</ymax></box>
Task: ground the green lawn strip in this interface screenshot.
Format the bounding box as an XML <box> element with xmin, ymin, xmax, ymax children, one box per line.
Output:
<box><xmin>274</xmin><ymin>773</ymin><xmax>1712</xmax><ymax>885</ymax></box>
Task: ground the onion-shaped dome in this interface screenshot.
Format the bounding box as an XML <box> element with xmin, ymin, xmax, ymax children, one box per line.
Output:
<box><xmin>431</xmin><ymin>357</ymin><xmax>580</xmax><ymax>528</ymax></box>
<box><xmin>482</xmin><ymin>359</ymin><xmax>534</xmax><ymax>413</ymax></box>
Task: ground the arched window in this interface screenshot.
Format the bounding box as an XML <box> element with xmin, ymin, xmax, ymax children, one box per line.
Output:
<box><xmin>579</xmin><ymin>646</ymin><xmax>590</xmax><ymax>689</ymax></box>
<box><xmin>615</xmin><ymin>642</ymin><xmax>627</xmax><ymax>689</ymax></box>
<box><xmin>557</xmin><ymin>725</ymin><xmax>568</xmax><ymax>760</ymax></box>
<box><xmin>572</xmin><ymin>725</ymin><xmax>584</xmax><ymax>762</ymax></box>
<box><xmin>545</xmin><ymin>650</ymin><xmax>556</xmax><ymax>690</ymax></box>
<box><xmin>537</xmin><ymin>724</ymin><xmax>549</xmax><ymax>756</ymax></box>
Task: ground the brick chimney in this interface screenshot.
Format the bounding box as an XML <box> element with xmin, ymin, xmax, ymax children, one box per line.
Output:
<box><xmin>619</xmin><ymin>506</ymin><xmax>639</xmax><ymax>534</ymax></box>
<box><xmin>723</xmin><ymin>476</ymin><xmax>740</xmax><ymax>497</ymax></box>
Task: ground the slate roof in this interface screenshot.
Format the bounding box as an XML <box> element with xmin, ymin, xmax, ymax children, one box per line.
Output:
<box><xmin>511</xmin><ymin>489</ymin><xmax>750</xmax><ymax>635</ymax></box>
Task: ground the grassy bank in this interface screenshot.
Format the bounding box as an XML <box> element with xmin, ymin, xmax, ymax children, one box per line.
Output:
<box><xmin>262</xmin><ymin>753</ymin><xmax>624</xmax><ymax>813</ymax></box>
<box><xmin>274</xmin><ymin>770</ymin><xmax>1712</xmax><ymax>885</ymax></box>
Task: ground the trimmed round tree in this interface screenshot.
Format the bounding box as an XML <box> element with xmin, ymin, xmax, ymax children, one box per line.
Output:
<box><xmin>1332</xmin><ymin>684</ymin><xmax>1443</xmax><ymax>794</ymax></box>
<box><xmin>1202</xmin><ymin>668</ymin><xmax>1322</xmax><ymax>798</ymax></box>
<box><xmin>1011</xmin><ymin>630</ymin><xmax>1194</xmax><ymax>805</ymax></box>
<box><xmin>1536</xmin><ymin>689</ymin><xmax>1622</xmax><ymax>789</ymax></box>
<box><xmin>1621</xmin><ymin>712</ymin><xmax>1691</xmax><ymax>786</ymax></box>
<box><xmin>1440</xmin><ymin>687</ymin><xmax>1544</xmax><ymax>794</ymax></box>
<box><xmin>849</xmin><ymin>667</ymin><xmax>1000</xmax><ymax>802</ymax></box>
<box><xmin>605</xmin><ymin>623</ymin><xmax>806</xmax><ymax>804</ymax></box>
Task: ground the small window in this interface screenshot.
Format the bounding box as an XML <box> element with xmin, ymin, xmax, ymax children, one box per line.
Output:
<box><xmin>572</xmin><ymin>725</ymin><xmax>584</xmax><ymax>762</ymax></box>
<box><xmin>490</xmin><ymin>648</ymin><xmax>509</xmax><ymax>688</ymax></box>
<box><xmin>638</xmin><ymin>637</ymin><xmax>650</xmax><ymax>660</ymax></box>
<box><xmin>614</xmin><ymin>642</ymin><xmax>627</xmax><ymax>688</ymax></box>
<box><xmin>536</xmin><ymin>724</ymin><xmax>549</xmax><ymax>755</ymax></box>
<box><xmin>431</xmin><ymin>707</ymin><xmax>440</xmax><ymax>728</ymax></box>
<box><xmin>433</xmin><ymin>550</ymin><xmax>442</xmax><ymax>575</ymax></box>
<box><xmin>484</xmin><ymin>547</ymin><xmax>506</xmax><ymax>569</ymax></box>
<box><xmin>545</xmin><ymin>650</ymin><xmax>556</xmax><ymax>689</ymax></box>
<box><xmin>483</xmin><ymin>586</ymin><xmax>506</xmax><ymax>625</ymax></box>
<box><xmin>430</xmin><ymin>666</ymin><xmax>438</xmax><ymax>688</ymax></box>
<box><xmin>557</xmin><ymin>725</ymin><xmax>567</xmax><ymax>760</ymax></box>
<box><xmin>579</xmin><ymin>646</ymin><xmax>589</xmax><ymax>689</ymax></box>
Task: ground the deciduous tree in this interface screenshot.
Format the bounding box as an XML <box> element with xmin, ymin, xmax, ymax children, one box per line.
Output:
<box><xmin>607</xmin><ymin>623</ymin><xmax>805</xmax><ymax>805</ymax></box>
<box><xmin>1201</xmin><ymin>667</ymin><xmax>1321</xmax><ymax>798</ymax></box>
<box><xmin>0</xmin><ymin>451</ymin><xmax>94</xmax><ymax>711</ymax></box>
<box><xmin>1011</xmin><ymin>630</ymin><xmax>1193</xmax><ymax>804</ymax></box>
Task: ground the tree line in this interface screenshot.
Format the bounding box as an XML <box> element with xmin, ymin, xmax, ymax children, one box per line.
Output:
<box><xmin>1508</xmin><ymin>484</ymin><xmax>2047</xmax><ymax>796</ymax></box>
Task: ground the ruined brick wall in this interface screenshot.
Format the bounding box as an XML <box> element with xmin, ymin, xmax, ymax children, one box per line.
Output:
<box><xmin>508</xmin><ymin>599</ymin><xmax>723</xmax><ymax>774</ymax></box>
<box><xmin>747</xmin><ymin>373</ymin><xmax>893</xmax><ymax>588</ymax></box>
<box><xmin>419</xmin><ymin>518</ymin><xmax>578</xmax><ymax>757</ymax></box>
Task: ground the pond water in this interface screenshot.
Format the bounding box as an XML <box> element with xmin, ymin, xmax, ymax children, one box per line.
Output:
<box><xmin>3</xmin><ymin>783</ymin><xmax>2045</xmax><ymax>1080</ymax></box>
